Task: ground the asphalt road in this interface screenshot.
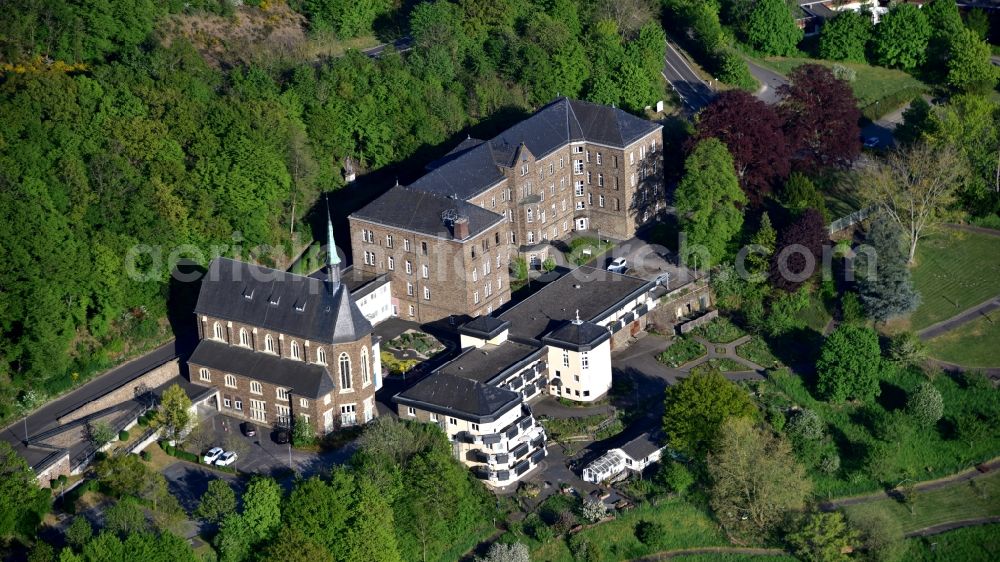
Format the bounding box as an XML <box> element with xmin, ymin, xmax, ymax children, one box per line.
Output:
<box><xmin>744</xmin><ymin>58</ymin><xmax>787</xmax><ymax>105</ymax></box>
<box><xmin>0</xmin><ymin>339</ymin><xmax>184</xmax><ymax>451</ymax></box>
<box><xmin>662</xmin><ymin>39</ymin><xmax>715</xmax><ymax>112</ymax></box>
<box><xmin>361</xmin><ymin>36</ymin><xmax>413</xmax><ymax>58</ymax></box>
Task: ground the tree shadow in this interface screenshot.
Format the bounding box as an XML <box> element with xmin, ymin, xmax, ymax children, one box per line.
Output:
<box><xmin>876</xmin><ymin>381</ymin><xmax>908</xmax><ymax>412</ymax></box>
<box><xmin>827</xmin><ymin>425</ymin><xmax>867</xmax><ymax>474</ymax></box>
<box><xmin>167</xmin><ymin>260</ymin><xmax>205</xmax><ymax>357</ymax></box>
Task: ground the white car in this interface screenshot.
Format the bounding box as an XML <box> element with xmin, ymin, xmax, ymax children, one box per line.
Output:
<box><xmin>607</xmin><ymin>257</ymin><xmax>628</xmax><ymax>274</ymax></box>
<box><xmin>202</xmin><ymin>447</ymin><xmax>224</xmax><ymax>464</ymax></box>
<box><xmin>215</xmin><ymin>451</ymin><xmax>237</xmax><ymax>467</ymax></box>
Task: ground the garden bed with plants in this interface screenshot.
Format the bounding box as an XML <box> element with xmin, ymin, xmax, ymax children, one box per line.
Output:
<box><xmin>736</xmin><ymin>336</ymin><xmax>780</xmax><ymax>369</ymax></box>
<box><xmin>657</xmin><ymin>336</ymin><xmax>707</xmax><ymax>368</ymax></box>
<box><xmin>691</xmin><ymin>317</ymin><xmax>746</xmax><ymax>344</ymax></box>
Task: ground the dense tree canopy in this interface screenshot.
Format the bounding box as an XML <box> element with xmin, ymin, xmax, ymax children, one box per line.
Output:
<box><xmin>818</xmin><ymin>10</ymin><xmax>872</xmax><ymax>63</ymax></box>
<box><xmin>858</xmin><ymin>218</ymin><xmax>920</xmax><ymax>322</ymax></box>
<box><xmin>770</xmin><ymin>209</ymin><xmax>826</xmax><ymax>293</ymax></box>
<box><xmin>692</xmin><ymin>91</ymin><xmax>790</xmax><ymax>205</ymax></box>
<box><xmin>779</xmin><ymin>64</ymin><xmax>861</xmax><ymax>171</ymax></box>
<box><xmin>662</xmin><ymin>369</ymin><xmax>758</xmax><ymax>457</ymax></box>
<box><xmin>871</xmin><ymin>4</ymin><xmax>931</xmax><ymax>71</ymax></box>
<box><xmin>675</xmin><ymin>139</ymin><xmax>747</xmax><ymax>267</ymax></box>
<box><xmin>815</xmin><ymin>324</ymin><xmax>883</xmax><ymax>403</ymax></box>
<box><xmin>945</xmin><ymin>27</ymin><xmax>999</xmax><ymax>93</ymax></box>
<box><xmin>737</xmin><ymin>0</ymin><xmax>802</xmax><ymax>57</ymax></box>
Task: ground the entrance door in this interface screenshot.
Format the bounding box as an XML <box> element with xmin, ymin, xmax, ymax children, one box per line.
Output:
<box><xmin>576</xmin><ymin>218</ymin><xmax>588</xmax><ymax>231</ymax></box>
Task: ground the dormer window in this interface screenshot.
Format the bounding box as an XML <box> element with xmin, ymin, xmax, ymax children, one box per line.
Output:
<box><xmin>243</xmin><ymin>288</ymin><xmax>254</xmax><ymax>300</ymax></box>
<box><xmin>268</xmin><ymin>295</ymin><xmax>280</xmax><ymax>306</ymax></box>
<box><xmin>294</xmin><ymin>300</ymin><xmax>306</xmax><ymax>312</ymax></box>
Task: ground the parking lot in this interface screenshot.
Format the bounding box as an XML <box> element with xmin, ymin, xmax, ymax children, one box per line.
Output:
<box><xmin>188</xmin><ymin>414</ymin><xmax>356</xmax><ymax>479</ymax></box>
<box><xmin>597</xmin><ymin>237</ymin><xmax>695</xmax><ymax>288</ymax></box>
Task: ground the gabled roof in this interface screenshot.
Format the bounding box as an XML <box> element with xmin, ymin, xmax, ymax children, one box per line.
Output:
<box><xmin>542</xmin><ymin>320</ymin><xmax>610</xmax><ymax>351</ymax></box>
<box><xmin>425</xmin><ymin>137</ymin><xmax>485</xmax><ymax>171</ymax></box>
<box><xmin>189</xmin><ymin>339</ymin><xmax>335</xmax><ymax>398</ymax></box>
<box><xmin>438</xmin><ymin>341</ymin><xmax>543</xmax><ymax>385</ymax></box>
<box><xmin>195</xmin><ymin>258</ymin><xmax>372</xmax><ymax>345</ymax></box>
<box><xmin>351</xmin><ymin>185</ymin><xmax>505</xmax><ymax>240</ymax></box>
<box><xmin>407</xmin><ymin>97</ymin><xmax>661</xmax><ymax>200</ymax></box>
<box><xmin>620</xmin><ymin>432</ymin><xmax>665</xmax><ymax>462</ymax></box>
<box><xmin>394</xmin><ymin>373</ymin><xmax>521</xmax><ymax>422</ymax></box>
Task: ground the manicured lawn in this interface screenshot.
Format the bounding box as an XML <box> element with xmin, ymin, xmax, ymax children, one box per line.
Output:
<box><xmin>693</xmin><ymin>317</ymin><xmax>747</xmax><ymax>344</ymax></box>
<box><xmin>903</xmin><ymin>523</ymin><xmax>1000</xmax><ymax>561</ymax></box>
<box><xmin>568</xmin><ymin>237</ymin><xmax>614</xmax><ymax>266</ymax></box>
<box><xmin>658</xmin><ymin>336</ymin><xmax>707</xmax><ymax>368</ymax></box>
<box><xmin>756</xmin><ymin>57</ymin><xmax>927</xmax><ymax>118</ymax></box>
<box><xmin>842</xmin><ymin>470</ymin><xmax>1000</xmax><ymax>534</ymax></box>
<box><xmin>799</xmin><ymin>293</ymin><xmax>832</xmax><ymax>334</ymax></box>
<box><xmin>736</xmin><ymin>336</ymin><xmax>781</xmax><ymax>369</ymax></box>
<box><xmin>926</xmin><ymin>313</ymin><xmax>1000</xmax><ymax>368</ymax></box>
<box><xmin>908</xmin><ymin>230</ymin><xmax>1000</xmax><ymax>330</ymax></box>
<box><xmin>755</xmin><ymin>366</ymin><xmax>1000</xmax><ymax>497</ymax></box>
<box><xmin>530</xmin><ymin>499</ymin><xmax>730</xmax><ymax>561</ymax></box>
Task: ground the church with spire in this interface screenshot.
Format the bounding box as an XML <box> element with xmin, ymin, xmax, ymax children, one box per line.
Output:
<box><xmin>187</xmin><ymin>213</ymin><xmax>386</xmax><ymax>435</ymax></box>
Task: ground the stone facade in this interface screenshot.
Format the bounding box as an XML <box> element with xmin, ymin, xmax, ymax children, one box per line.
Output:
<box><xmin>35</xmin><ymin>452</ymin><xmax>71</xmax><ymax>487</ymax></box>
<box><xmin>348</xmin><ymin>218</ymin><xmax>512</xmax><ymax>323</ymax></box>
<box><xmin>190</xmin><ymin>314</ymin><xmax>378</xmax><ymax>435</ymax></box>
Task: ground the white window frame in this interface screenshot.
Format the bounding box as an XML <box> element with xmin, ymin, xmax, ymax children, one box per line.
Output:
<box><xmin>199</xmin><ymin>368</ymin><xmax>211</xmax><ymax>382</ymax></box>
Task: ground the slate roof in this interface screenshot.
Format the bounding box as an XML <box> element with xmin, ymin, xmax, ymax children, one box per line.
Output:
<box><xmin>409</xmin><ymin>97</ymin><xmax>661</xmax><ymax>200</ymax></box>
<box><xmin>394</xmin><ymin>373</ymin><xmax>522</xmax><ymax>422</ymax></box>
<box><xmin>620</xmin><ymin>432</ymin><xmax>664</xmax><ymax>462</ymax></box>
<box><xmin>425</xmin><ymin>137</ymin><xmax>485</xmax><ymax>171</ymax></box>
<box><xmin>541</xmin><ymin>320</ymin><xmax>610</xmax><ymax>351</ymax></box>
<box><xmin>499</xmin><ymin>266</ymin><xmax>653</xmax><ymax>343</ymax></box>
<box><xmin>438</xmin><ymin>342</ymin><xmax>543</xmax><ymax>385</ymax></box>
<box><xmin>195</xmin><ymin>258</ymin><xmax>372</xmax><ymax>345</ymax></box>
<box><xmin>351</xmin><ymin>185</ymin><xmax>505</xmax><ymax>240</ymax></box>
<box><xmin>189</xmin><ymin>339</ymin><xmax>335</xmax><ymax>398</ymax></box>
<box><xmin>458</xmin><ymin>316</ymin><xmax>511</xmax><ymax>340</ymax></box>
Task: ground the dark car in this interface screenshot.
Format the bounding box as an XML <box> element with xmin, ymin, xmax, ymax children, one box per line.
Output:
<box><xmin>241</xmin><ymin>422</ymin><xmax>256</xmax><ymax>438</ymax></box>
<box><xmin>273</xmin><ymin>428</ymin><xmax>290</xmax><ymax>445</ymax></box>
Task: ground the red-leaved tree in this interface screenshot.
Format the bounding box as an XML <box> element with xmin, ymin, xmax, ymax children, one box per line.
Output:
<box><xmin>690</xmin><ymin>90</ymin><xmax>791</xmax><ymax>206</ymax></box>
<box><xmin>779</xmin><ymin>64</ymin><xmax>861</xmax><ymax>172</ymax></box>
<box><xmin>770</xmin><ymin>209</ymin><xmax>828</xmax><ymax>292</ymax></box>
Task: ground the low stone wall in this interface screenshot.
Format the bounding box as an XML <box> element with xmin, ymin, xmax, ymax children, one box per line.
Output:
<box><xmin>679</xmin><ymin>310</ymin><xmax>719</xmax><ymax>334</ymax></box>
<box><xmin>36</xmin><ymin>452</ymin><xmax>71</xmax><ymax>487</ymax></box>
<box><xmin>59</xmin><ymin>360</ymin><xmax>180</xmax><ymax>425</ymax></box>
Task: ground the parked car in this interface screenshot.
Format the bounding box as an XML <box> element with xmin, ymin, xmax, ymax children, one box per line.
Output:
<box><xmin>273</xmin><ymin>429</ymin><xmax>290</xmax><ymax>445</ymax></box>
<box><xmin>607</xmin><ymin>257</ymin><xmax>628</xmax><ymax>274</ymax></box>
<box><xmin>215</xmin><ymin>451</ymin><xmax>237</xmax><ymax>467</ymax></box>
<box><xmin>202</xmin><ymin>447</ymin><xmax>224</xmax><ymax>464</ymax></box>
<box><xmin>242</xmin><ymin>422</ymin><xmax>256</xmax><ymax>438</ymax></box>
<box><xmin>863</xmin><ymin>136</ymin><xmax>879</xmax><ymax>148</ymax></box>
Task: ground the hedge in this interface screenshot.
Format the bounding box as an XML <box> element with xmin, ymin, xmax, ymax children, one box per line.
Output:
<box><xmin>860</xmin><ymin>85</ymin><xmax>926</xmax><ymax>121</ymax></box>
<box><xmin>118</xmin><ymin>430</ymin><xmax>129</xmax><ymax>441</ymax></box>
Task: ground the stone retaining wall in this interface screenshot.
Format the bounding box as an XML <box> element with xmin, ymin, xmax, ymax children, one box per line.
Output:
<box><xmin>59</xmin><ymin>360</ymin><xmax>179</xmax><ymax>424</ymax></box>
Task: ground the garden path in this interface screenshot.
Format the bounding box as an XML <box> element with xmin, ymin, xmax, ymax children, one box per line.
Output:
<box><xmin>679</xmin><ymin>335</ymin><xmax>766</xmax><ymax>376</ymax></box>
<box><xmin>917</xmin><ymin>296</ymin><xmax>1000</xmax><ymax>341</ymax></box>
<box><xmin>634</xmin><ymin>546</ymin><xmax>787</xmax><ymax>561</ymax></box>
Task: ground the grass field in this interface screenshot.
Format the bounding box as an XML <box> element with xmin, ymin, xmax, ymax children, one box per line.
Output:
<box><xmin>757</xmin><ymin>366</ymin><xmax>1000</xmax><ymax>497</ymax></box>
<box><xmin>671</xmin><ymin>555</ymin><xmax>795</xmax><ymax>562</ymax></box>
<box><xmin>908</xmin><ymin>230</ymin><xmax>1000</xmax><ymax>330</ymax></box>
<box><xmin>736</xmin><ymin>337</ymin><xmax>780</xmax><ymax>369</ymax></box>
<box><xmin>926</xmin><ymin>314</ymin><xmax>1000</xmax><ymax>368</ymax></box>
<box><xmin>530</xmin><ymin>499</ymin><xmax>730</xmax><ymax>561</ymax></box>
<box><xmin>756</xmin><ymin>57</ymin><xmax>927</xmax><ymax>118</ymax></box>
<box><xmin>842</xmin><ymin>470</ymin><xmax>1000</xmax><ymax>534</ymax></box>
<box><xmin>903</xmin><ymin>523</ymin><xmax>1000</xmax><ymax>561</ymax></box>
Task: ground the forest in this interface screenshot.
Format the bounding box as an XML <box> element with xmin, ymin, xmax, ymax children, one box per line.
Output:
<box><xmin>0</xmin><ymin>0</ymin><xmax>667</xmax><ymax>424</ymax></box>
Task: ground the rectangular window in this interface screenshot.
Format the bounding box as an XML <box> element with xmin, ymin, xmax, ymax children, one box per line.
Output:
<box><xmin>586</xmin><ymin>171</ymin><xmax>591</xmax><ymax>185</ymax></box>
<box><xmin>408</xmin><ymin>305</ymin><xmax>415</xmax><ymax>317</ymax></box>
<box><xmin>422</xmin><ymin>264</ymin><xmax>428</xmax><ymax>278</ymax></box>
<box><xmin>430</xmin><ymin>413</ymin><xmax>438</xmax><ymax>422</ymax></box>
<box><xmin>585</xmin><ymin>150</ymin><xmax>590</xmax><ymax>163</ymax></box>
<box><xmin>596</xmin><ymin>152</ymin><xmax>602</xmax><ymax>165</ymax></box>
<box><xmin>573</xmin><ymin>160</ymin><xmax>584</xmax><ymax>174</ymax></box>
<box><xmin>575</xmin><ymin>181</ymin><xmax>584</xmax><ymax>196</ymax></box>
<box><xmin>474</xmin><ymin>291</ymin><xmax>480</xmax><ymax>304</ymax></box>
<box><xmin>250</xmin><ymin>399</ymin><xmax>266</xmax><ymax>422</ymax></box>
<box><xmin>407</xmin><ymin>406</ymin><xmax>416</xmax><ymax>416</ymax></box>
<box><xmin>562</xmin><ymin>349</ymin><xmax>570</xmax><ymax>367</ymax></box>
<box><xmin>407</xmin><ymin>282</ymin><xmax>414</xmax><ymax>296</ymax></box>
<box><xmin>651</xmin><ymin>139</ymin><xmax>657</xmax><ymax>153</ymax></box>
<box><xmin>559</xmin><ymin>157</ymin><xmax>565</xmax><ymax>168</ymax></box>
<box><xmin>403</xmin><ymin>239</ymin><xmax>410</xmax><ymax>252</ymax></box>
<box><xmin>471</xmin><ymin>423</ymin><xmax>480</xmax><ymax>431</ymax></box>
<box><xmin>387</xmin><ymin>256</ymin><xmax>394</xmax><ymax>270</ymax></box>
<box><xmin>599</xmin><ymin>195</ymin><xmax>605</xmax><ymax>208</ymax></box>
<box><xmin>613</xmin><ymin>155</ymin><xmax>618</xmax><ymax>168</ymax></box>
<box><xmin>521</xmin><ymin>163</ymin><xmax>528</xmax><ymax>176</ymax></box>
<box><xmin>573</xmin><ymin>145</ymin><xmax>583</xmax><ymax>154</ymax></box>
<box><xmin>276</xmin><ymin>404</ymin><xmax>290</xmax><ymax>424</ymax></box>
<box><xmin>549</xmin><ymin>163</ymin><xmax>554</xmax><ymax>174</ymax></box>
<box><xmin>614</xmin><ymin>198</ymin><xmax>620</xmax><ymax>211</ymax></box>
<box><xmin>588</xmin><ymin>193</ymin><xmax>593</xmax><ymax>205</ymax></box>
<box><xmin>405</xmin><ymin>260</ymin><xmax>412</xmax><ymax>274</ymax></box>
<box><xmin>421</xmin><ymin>241</ymin><xmax>428</xmax><ymax>255</ymax></box>
<box><xmin>598</xmin><ymin>174</ymin><xmax>604</xmax><ymax>187</ymax></box>
<box><xmin>640</xmin><ymin>146</ymin><xmax>646</xmax><ymax>160</ymax></box>
<box><xmin>449</xmin><ymin>417</ymin><xmax>458</xmax><ymax>426</ymax></box>
<box><xmin>576</xmin><ymin>201</ymin><xmax>585</xmax><ymax>210</ymax></box>
<box><xmin>629</xmin><ymin>152</ymin><xmax>635</xmax><ymax>165</ymax></box>
<box><xmin>423</xmin><ymin>286</ymin><xmax>430</xmax><ymax>300</ymax></box>
<box><xmin>234</xmin><ymin>399</ymin><xmax>242</xmax><ymax>411</ymax></box>
<box><xmin>472</xmin><ymin>269</ymin><xmax>478</xmax><ymax>282</ymax></box>
<box><xmin>614</xmin><ymin>176</ymin><xmax>619</xmax><ymax>190</ymax></box>
<box><xmin>277</xmin><ymin>387</ymin><xmax>289</xmax><ymax>401</ymax></box>
<box><xmin>299</xmin><ymin>398</ymin><xmax>309</xmax><ymax>408</ymax></box>
<box><xmin>386</xmin><ymin>234</ymin><xmax>393</xmax><ymax>248</ymax></box>
<box><xmin>581</xmin><ymin>352</ymin><xmax>589</xmax><ymax>370</ymax></box>
<box><xmin>223</xmin><ymin>397</ymin><xmax>231</xmax><ymax>408</ymax></box>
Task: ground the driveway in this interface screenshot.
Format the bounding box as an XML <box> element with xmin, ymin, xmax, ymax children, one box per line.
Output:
<box><xmin>744</xmin><ymin>58</ymin><xmax>787</xmax><ymax>105</ymax></box>
<box><xmin>163</xmin><ymin>462</ymin><xmax>241</xmax><ymax>513</ymax></box>
<box><xmin>597</xmin><ymin>238</ymin><xmax>697</xmax><ymax>288</ymax></box>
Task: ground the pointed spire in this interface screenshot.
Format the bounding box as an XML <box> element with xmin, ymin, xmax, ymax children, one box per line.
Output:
<box><xmin>325</xmin><ymin>195</ymin><xmax>341</xmax><ymax>290</ymax></box>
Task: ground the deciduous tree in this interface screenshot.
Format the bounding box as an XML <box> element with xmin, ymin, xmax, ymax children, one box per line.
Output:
<box><xmin>856</xmin><ymin>142</ymin><xmax>968</xmax><ymax>264</ymax></box>
<box><xmin>779</xmin><ymin>64</ymin><xmax>861</xmax><ymax>171</ymax></box>
<box><xmin>787</xmin><ymin>511</ymin><xmax>859</xmax><ymax>562</ymax></box>
<box><xmin>195</xmin><ymin>479</ymin><xmax>236</xmax><ymax>525</ymax></box>
<box><xmin>819</xmin><ymin>10</ymin><xmax>873</xmax><ymax>63</ymax></box>
<box><xmin>662</xmin><ymin>369</ymin><xmax>758</xmax><ymax>457</ymax></box>
<box><xmin>946</xmin><ymin>28</ymin><xmax>999</xmax><ymax>93</ymax></box>
<box><xmin>770</xmin><ymin>209</ymin><xmax>827</xmax><ymax>293</ymax></box>
<box><xmin>692</xmin><ymin>91</ymin><xmax>791</xmax><ymax>204</ymax></box>
<box><xmin>477</xmin><ymin>541</ymin><xmax>531</xmax><ymax>562</ymax></box>
<box><xmin>907</xmin><ymin>382</ymin><xmax>944</xmax><ymax>428</ymax></box>
<box><xmin>156</xmin><ymin>383</ymin><xmax>192</xmax><ymax>443</ymax></box>
<box><xmin>0</xmin><ymin>441</ymin><xmax>48</xmax><ymax>541</ymax></box>
<box><xmin>872</xmin><ymin>4</ymin><xmax>931</xmax><ymax>71</ymax></box>
<box><xmin>816</xmin><ymin>325</ymin><xmax>883</xmax><ymax>403</ymax></box>
<box><xmin>707</xmin><ymin>417</ymin><xmax>812</xmax><ymax>539</ymax></box>
<box><xmin>259</xmin><ymin>527</ymin><xmax>333</xmax><ymax>562</ymax></box>
<box><xmin>739</xmin><ymin>0</ymin><xmax>803</xmax><ymax>56</ymax></box>
<box><xmin>675</xmin><ymin>139</ymin><xmax>747</xmax><ymax>267</ymax></box>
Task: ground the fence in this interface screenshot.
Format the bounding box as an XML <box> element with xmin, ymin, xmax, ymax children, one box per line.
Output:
<box><xmin>829</xmin><ymin>206</ymin><xmax>875</xmax><ymax>235</ymax></box>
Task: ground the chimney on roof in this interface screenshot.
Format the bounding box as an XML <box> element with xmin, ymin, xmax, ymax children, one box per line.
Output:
<box><xmin>453</xmin><ymin>216</ymin><xmax>470</xmax><ymax>240</ymax></box>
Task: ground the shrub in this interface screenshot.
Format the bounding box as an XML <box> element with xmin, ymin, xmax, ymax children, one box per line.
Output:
<box><xmin>580</xmin><ymin>499</ymin><xmax>607</xmax><ymax>523</ymax></box>
<box><xmin>841</xmin><ymin>291</ymin><xmax>864</xmax><ymax>324</ymax></box>
<box><xmin>542</xmin><ymin>257</ymin><xmax>556</xmax><ymax>272</ymax></box>
<box><xmin>658</xmin><ymin>461</ymin><xmax>695</xmax><ymax>495</ymax></box>
<box><xmin>140</xmin><ymin>450</ymin><xmax>151</xmax><ymax>461</ymax></box>
<box><xmin>831</xmin><ymin>63</ymin><xmax>857</xmax><ymax>82</ymax></box>
<box><xmin>715</xmin><ymin>48</ymin><xmax>757</xmax><ymax>90</ymax></box>
<box><xmin>768</xmin><ymin>405</ymin><xmax>786</xmax><ymax>432</ymax></box>
<box><xmin>635</xmin><ymin>519</ymin><xmax>668</xmax><ymax>549</ymax></box>
<box><xmin>819</xmin><ymin>450</ymin><xmax>841</xmax><ymax>474</ymax></box>
<box><xmin>137</xmin><ymin>416</ymin><xmax>149</xmax><ymax>427</ymax></box>
<box><xmin>907</xmin><ymin>382</ymin><xmax>944</xmax><ymax>427</ymax></box>
<box><xmin>787</xmin><ymin>409</ymin><xmax>825</xmax><ymax>443</ymax></box>
<box><xmin>118</xmin><ymin>430</ymin><xmax>129</xmax><ymax>441</ymax></box>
